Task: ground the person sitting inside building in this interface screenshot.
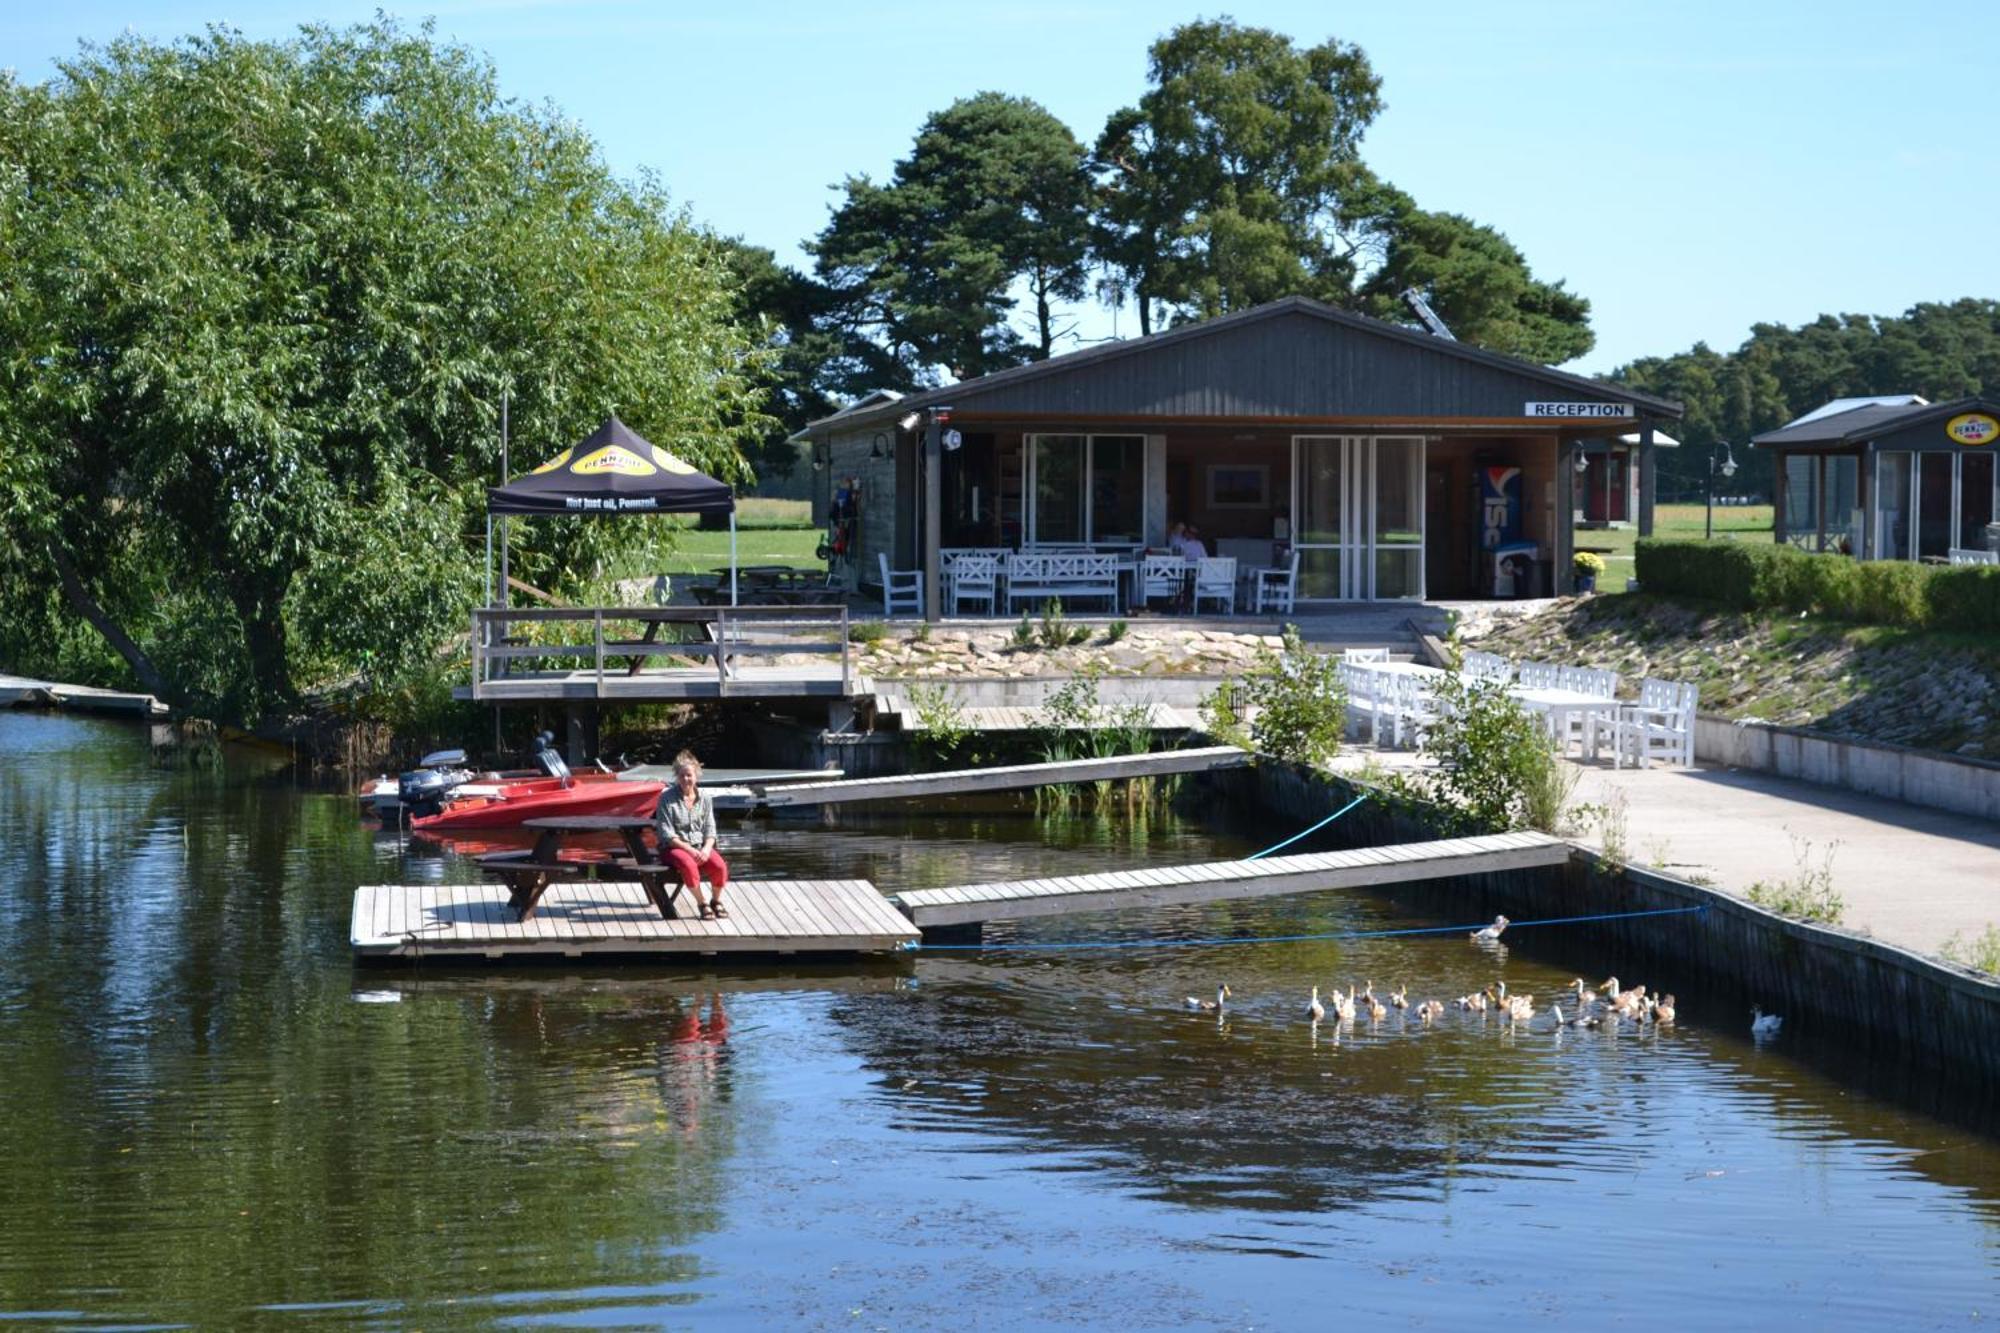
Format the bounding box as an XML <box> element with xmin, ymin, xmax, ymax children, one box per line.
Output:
<box><xmin>1169</xmin><ymin>521</ymin><xmax>1209</xmax><ymax>561</ymax></box>
<box><xmin>654</xmin><ymin>749</ymin><xmax>729</xmax><ymax>919</ymax></box>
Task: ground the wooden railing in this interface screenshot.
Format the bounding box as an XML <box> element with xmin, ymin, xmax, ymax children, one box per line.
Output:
<box><xmin>470</xmin><ymin>605</ymin><xmax>851</xmax><ymax>700</ymax></box>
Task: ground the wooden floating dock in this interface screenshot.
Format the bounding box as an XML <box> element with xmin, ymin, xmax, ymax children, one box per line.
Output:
<box><xmin>752</xmin><ymin>745</ymin><xmax>1249</xmax><ymax>808</ymax></box>
<box><xmin>351</xmin><ymin>879</ymin><xmax>918</xmax><ymax>960</ymax></box>
<box><xmin>890</xmin><ymin>831</ymin><xmax>1573</xmax><ymax>930</ymax></box>
<box><xmin>0</xmin><ymin>672</ymin><xmax>168</xmax><ymax>718</ymax></box>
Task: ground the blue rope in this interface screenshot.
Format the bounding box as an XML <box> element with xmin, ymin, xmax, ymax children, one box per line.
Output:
<box><xmin>1246</xmin><ymin>792</ymin><xmax>1369</xmax><ymax>860</ymax></box>
<box><xmin>902</xmin><ymin>903</ymin><xmax>1707</xmax><ymax>953</ymax></box>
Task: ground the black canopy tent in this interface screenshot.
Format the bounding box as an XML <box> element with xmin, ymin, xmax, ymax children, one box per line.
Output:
<box><xmin>485</xmin><ymin>414</ymin><xmax>741</xmax><ymax>605</ymax></box>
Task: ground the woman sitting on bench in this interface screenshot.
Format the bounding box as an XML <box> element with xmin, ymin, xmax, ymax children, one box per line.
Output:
<box><xmin>654</xmin><ymin>750</ymin><xmax>730</xmax><ymax>919</ymax></box>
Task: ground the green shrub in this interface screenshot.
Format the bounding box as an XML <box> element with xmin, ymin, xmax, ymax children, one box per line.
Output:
<box><xmin>1850</xmin><ymin>560</ymin><xmax>1928</xmax><ymax>626</ymax></box>
<box><xmin>1200</xmin><ymin>626</ymin><xmax>1346</xmax><ymax>767</ymax></box>
<box><xmin>1418</xmin><ymin>674</ymin><xmax>1574</xmax><ymax>834</ymax></box>
<box><xmin>848</xmin><ymin>620</ymin><xmax>887</xmax><ymax>645</ymax></box>
<box><xmin>905</xmin><ymin>679</ymin><xmax>969</xmax><ymax>767</ymax></box>
<box><xmin>1636</xmin><ymin>538</ymin><xmax>2000</xmax><ymax>631</ymax></box>
<box><xmin>1927</xmin><ymin>566</ymin><xmax>2000</xmax><ymax>631</ymax></box>
<box><xmin>1103</xmin><ymin>619</ymin><xmax>1128</xmax><ymax>644</ymax></box>
<box><xmin>1941</xmin><ymin>924</ymin><xmax>2000</xmax><ymax>974</ymax></box>
<box><xmin>1745</xmin><ymin>838</ymin><xmax>1844</xmax><ymax>923</ymax></box>
<box><xmin>1011</xmin><ymin>611</ymin><xmax>1037</xmax><ymax>649</ymax></box>
<box><xmin>1037</xmin><ymin>599</ymin><xmax>1072</xmax><ymax>651</ymax></box>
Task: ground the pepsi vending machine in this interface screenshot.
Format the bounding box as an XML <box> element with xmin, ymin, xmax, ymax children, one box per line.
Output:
<box><xmin>1479</xmin><ymin>466</ymin><xmax>1536</xmax><ymax>596</ymax></box>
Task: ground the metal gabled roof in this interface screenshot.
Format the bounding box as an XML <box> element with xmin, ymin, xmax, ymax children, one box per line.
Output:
<box><xmin>800</xmin><ymin>295</ymin><xmax>1681</xmax><ymax>436</ymax></box>
<box><xmin>1752</xmin><ymin>396</ymin><xmax>1994</xmax><ymax>448</ymax></box>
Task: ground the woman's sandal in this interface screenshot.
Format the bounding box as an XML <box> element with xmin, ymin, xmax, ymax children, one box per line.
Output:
<box><xmin>699</xmin><ymin>903</ymin><xmax>717</xmax><ymax>921</ymax></box>
<box><xmin>711</xmin><ymin>904</ymin><xmax>729</xmax><ymax>919</ymax></box>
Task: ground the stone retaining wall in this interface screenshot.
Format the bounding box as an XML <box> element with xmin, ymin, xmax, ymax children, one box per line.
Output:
<box><xmin>1695</xmin><ymin>716</ymin><xmax>2000</xmax><ymax>821</ymax></box>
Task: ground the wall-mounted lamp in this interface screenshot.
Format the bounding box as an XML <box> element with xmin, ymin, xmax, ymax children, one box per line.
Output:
<box><xmin>1573</xmin><ymin>447</ymin><xmax>1591</xmax><ymax>474</ymax></box>
<box><xmin>896</xmin><ymin>411</ymin><xmax>922</xmax><ymax>433</ymax></box>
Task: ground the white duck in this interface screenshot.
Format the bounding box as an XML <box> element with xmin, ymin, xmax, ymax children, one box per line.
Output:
<box><xmin>1751</xmin><ymin>1006</ymin><xmax>1783</xmax><ymax>1037</ymax></box>
<box><xmin>1305</xmin><ymin>986</ymin><xmax>1326</xmax><ymax>1023</ymax></box>
<box><xmin>1471</xmin><ymin>915</ymin><xmax>1510</xmax><ymax>943</ymax></box>
<box><xmin>1186</xmin><ymin>983</ymin><xmax>1231</xmax><ymax>1013</ymax></box>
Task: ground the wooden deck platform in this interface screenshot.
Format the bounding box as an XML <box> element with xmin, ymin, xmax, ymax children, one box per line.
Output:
<box><xmin>890</xmin><ymin>831</ymin><xmax>1573</xmax><ymax>929</ymax></box>
<box><xmin>351</xmin><ymin>878</ymin><xmax>917</xmax><ymax>960</ymax></box>
<box><xmin>0</xmin><ymin>672</ymin><xmax>168</xmax><ymax>718</ymax></box>
<box><xmin>458</xmin><ymin>664</ymin><xmax>864</xmax><ymax>703</ymax></box>
<box><xmin>753</xmin><ymin>746</ymin><xmax>1250</xmax><ymax>808</ymax></box>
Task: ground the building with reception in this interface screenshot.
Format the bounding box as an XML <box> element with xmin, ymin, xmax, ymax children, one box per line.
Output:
<box><xmin>800</xmin><ymin>298</ymin><xmax>1683</xmax><ymax>614</ymax></box>
<box><xmin>1753</xmin><ymin>396</ymin><xmax>2000</xmax><ymax>561</ymax></box>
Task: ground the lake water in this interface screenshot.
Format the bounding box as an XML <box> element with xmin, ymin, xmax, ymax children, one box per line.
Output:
<box><xmin>3</xmin><ymin>712</ymin><xmax>1999</xmax><ymax>1329</ymax></box>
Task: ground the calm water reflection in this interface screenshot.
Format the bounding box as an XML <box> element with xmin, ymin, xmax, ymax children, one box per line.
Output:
<box><xmin>1</xmin><ymin>713</ymin><xmax>1997</xmax><ymax>1328</ymax></box>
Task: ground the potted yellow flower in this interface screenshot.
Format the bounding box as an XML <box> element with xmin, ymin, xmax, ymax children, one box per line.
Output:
<box><xmin>1572</xmin><ymin>550</ymin><xmax>1606</xmax><ymax>593</ymax></box>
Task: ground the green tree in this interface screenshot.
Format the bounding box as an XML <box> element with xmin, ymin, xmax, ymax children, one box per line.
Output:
<box><xmin>1360</xmin><ymin>205</ymin><xmax>1594</xmax><ymax>364</ymax></box>
<box><xmin>812</xmin><ymin>92</ymin><xmax>1093</xmax><ymax>379</ymax></box>
<box><xmin>1093</xmin><ymin>18</ymin><xmax>1386</xmax><ymax>331</ymax></box>
<box><xmin>0</xmin><ymin>21</ymin><xmax>765</xmax><ymax>719</ymax></box>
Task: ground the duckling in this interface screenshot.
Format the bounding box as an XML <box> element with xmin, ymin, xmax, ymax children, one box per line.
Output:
<box><xmin>1305</xmin><ymin>986</ymin><xmax>1325</xmax><ymax>1024</ymax></box>
<box><xmin>1419</xmin><ymin>999</ymin><xmax>1446</xmax><ymax>1024</ymax></box>
<box><xmin>1751</xmin><ymin>1006</ymin><xmax>1783</xmax><ymax>1037</ymax></box>
<box><xmin>1506</xmin><ymin>994</ymin><xmax>1535</xmax><ymax>1022</ymax></box>
<box><xmin>1471</xmin><ymin>914</ymin><xmax>1510</xmax><ymax>943</ymax></box>
<box><xmin>1569</xmin><ymin>977</ymin><xmax>1593</xmax><ymax>1005</ymax></box>
<box><xmin>1598</xmin><ymin>976</ymin><xmax>1622</xmax><ymax>1000</ymax></box>
<box><xmin>1467</xmin><ymin>990</ymin><xmax>1488</xmax><ymax>1013</ymax></box>
<box><xmin>1332</xmin><ymin>986</ymin><xmax>1357</xmax><ymax>1023</ymax></box>
<box><xmin>1654</xmin><ymin>994</ymin><xmax>1677</xmax><ymax>1025</ymax></box>
<box><xmin>1366</xmin><ymin>992</ymin><xmax>1388</xmax><ymax>1022</ymax></box>
<box><xmin>1554</xmin><ymin>1003</ymin><xmax>1601</xmax><ymax>1029</ymax></box>
<box><xmin>1389</xmin><ymin>984</ymin><xmax>1409</xmax><ymax>1010</ymax></box>
<box><xmin>1186</xmin><ymin>983</ymin><xmax>1231</xmax><ymax>1013</ymax></box>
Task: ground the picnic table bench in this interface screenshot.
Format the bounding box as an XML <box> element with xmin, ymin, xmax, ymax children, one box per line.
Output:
<box><xmin>477</xmin><ymin>814</ymin><xmax>685</xmax><ymax>922</ymax></box>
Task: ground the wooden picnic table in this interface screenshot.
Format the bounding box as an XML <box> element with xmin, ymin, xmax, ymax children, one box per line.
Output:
<box><xmin>477</xmin><ymin>813</ymin><xmax>684</xmax><ymax>923</ymax></box>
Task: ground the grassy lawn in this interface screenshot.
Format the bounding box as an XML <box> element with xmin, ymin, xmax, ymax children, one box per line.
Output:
<box><xmin>653</xmin><ymin>525</ymin><xmax>824</xmax><ymax>576</ymax></box>
<box><xmin>1575</xmin><ymin>503</ymin><xmax>1773</xmax><ymax>587</ymax></box>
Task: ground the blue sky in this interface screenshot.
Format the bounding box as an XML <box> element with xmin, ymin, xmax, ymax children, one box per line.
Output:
<box><xmin>5</xmin><ymin>1</ymin><xmax>1995</xmax><ymax>376</ymax></box>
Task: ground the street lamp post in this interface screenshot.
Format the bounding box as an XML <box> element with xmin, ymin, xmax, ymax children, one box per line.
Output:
<box><xmin>1705</xmin><ymin>440</ymin><xmax>1739</xmax><ymax>540</ymax></box>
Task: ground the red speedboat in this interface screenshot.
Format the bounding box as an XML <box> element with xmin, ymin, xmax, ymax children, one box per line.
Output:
<box><xmin>410</xmin><ymin>771</ymin><xmax>665</xmax><ymax>832</ymax></box>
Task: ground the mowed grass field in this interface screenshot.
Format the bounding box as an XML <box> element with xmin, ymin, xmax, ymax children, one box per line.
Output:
<box><xmin>604</xmin><ymin>498</ymin><xmax>825</xmax><ymax>579</ymax></box>
<box><xmin>1575</xmin><ymin>502</ymin><xmax>1773</xmax><ymax>586</ymax></box>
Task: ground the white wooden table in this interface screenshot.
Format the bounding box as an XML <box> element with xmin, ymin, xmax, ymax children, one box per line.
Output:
<box><xmin>1508</xmin><ymin>685</ymin><xmax>1621</xmax><ymax>758</ymax></box>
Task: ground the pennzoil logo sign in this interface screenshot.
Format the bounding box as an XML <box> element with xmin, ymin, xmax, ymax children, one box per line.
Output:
<box><xmin>1946</xmin><ymin>413</ymin><xmax>1998</xmax><ymax>447</ymax></box>
<box><xmin>571</xmin><ymin>445</ymin><xmax>657</xmax><ymax>476</ymax></box>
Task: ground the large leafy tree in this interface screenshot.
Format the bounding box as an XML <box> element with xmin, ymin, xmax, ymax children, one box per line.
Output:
<box><xmin>1094</xmin><ymin>18</ymin><xmax>1386</xmax><ymax>332</ymax></box>
<box><xmin>812</xmin><ymin>92</ymin><xmax>1093</xmax><ymax>381</ymax></box>
<box><xmin>1360</xmin><ymin>204</ymin><xmax>1595</xmax><ymax>364</ymax></box>
<box><xmin>0</xmin><ymin>22</ymin><xmax>764</xmax><ymax>719</ymax></box>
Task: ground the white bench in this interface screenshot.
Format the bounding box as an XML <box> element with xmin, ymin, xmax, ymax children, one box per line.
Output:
<box><xmin>1005</xmin><ymin>552</ymin><xmax>1121</xmax><ymax>613</ymax></box>
<box><xmin>1948</xmin><ymin>547</ymin><xmax>1999</xmax><ymax>566</ymax></box>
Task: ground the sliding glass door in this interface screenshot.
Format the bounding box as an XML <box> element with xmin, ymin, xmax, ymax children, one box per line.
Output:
<box><xmin>1291</xmin><ymin>435</ymin><xmax>1426</xmax><ymax>600</ymax></box>
<box><xmin>1026</xmin><ymin>433</ymin><xmax>1144</xmax><ymax>546</ymax></box>
<box><xmin>1876</xmin><ymin>450</ymin><xmax>1998</xmax><ymax>560</ymax></box>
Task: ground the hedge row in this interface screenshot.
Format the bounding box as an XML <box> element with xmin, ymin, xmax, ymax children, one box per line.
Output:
<box><xmin>1634</xmin><ymin>539</ymin><xmax>2000</xmax><ymax>631</ymax></box>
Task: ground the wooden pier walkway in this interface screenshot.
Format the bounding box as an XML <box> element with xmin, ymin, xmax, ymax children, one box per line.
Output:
<box><xmin>351</xmin><ymin>879</ymin><xmax>917</xmax><ymax>960</ymax></box>
<box><xmin>890</xmin><ymin>831</ymin><xmax>1572</xmax><ymax>930</ymax></box>
<box><xmin>753</xmin><ymin>746</ymin><xmax>1249</xmax><ymax>808</ymax></box>
<box><xmin>0</xmin><ymin>672</ymin><xmax>168</xmax><ymax>718</ymax></box>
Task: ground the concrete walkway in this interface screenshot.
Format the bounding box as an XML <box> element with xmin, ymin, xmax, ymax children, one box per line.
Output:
<box><xmin>1330</xmin><ymin>749</ymin><xmax>2000</xmax><ymax>960</ymax></box>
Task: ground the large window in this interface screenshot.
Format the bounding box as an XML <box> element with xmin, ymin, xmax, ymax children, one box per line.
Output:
<box><xmin>1876</xmin><ymin>452</ymin><xmax>1911</xmax><ymax>561</ymax></box>
<box><xmin>1918</xmin><ymin>453</ymin><xmax>1954</xmax><ymax>560</ymax></box>
<box><xmin>1028</xmin><ymin>434</ymin><xmax>1145</xmax><ymax>546</ymax></box>
<box><xmin>1785</xmin><ymin>453</ymin><xmax>1863</xmax><ymax>554</ymax></box>
<box><xmin>1961</xmin><ymin>452</ymin><xmax>1995</xmax><ymax>551</ymax></box>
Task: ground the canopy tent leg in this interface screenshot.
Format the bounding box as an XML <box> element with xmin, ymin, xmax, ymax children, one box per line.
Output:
<box><xmin>484</xmin><ymin>514</ymin><xmax>493</xmax><ymax>607</ymax></box>
<box><xmin>730</xmin><ymin>510</ymin><xmax>739</xmax><ymax>607</ymax></box>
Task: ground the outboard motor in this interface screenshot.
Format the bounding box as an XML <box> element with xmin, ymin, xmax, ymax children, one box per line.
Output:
<box><xmin>393</xmin><ymin>748</ymin><xmax>473</xmax><ymax>821</ymax></box>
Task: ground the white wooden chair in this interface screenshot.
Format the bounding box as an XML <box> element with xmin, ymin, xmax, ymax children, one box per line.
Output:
<box><xmin>947</xmin><ymin>552</ymin><xmax>1000</xmax><ymax>617</ymax></box>
<box><xmin>878</xmin><ymin>552</ymin><xmax>923</xmax><ymax>618</ymax></box>
<box><xmin>1461</xmin><ymin>650</ymin><xmax>1512</xmax><ymax>683</ymax></box>
<box><xmin>1342</xmin><ymin>647</ymin><xmax>1391</xmax><ymax>663</ymax></box>
<box><xmin>1193</xmin><ymin>557</ymin><xmax>1237</xmax><ymax>614</ymax></box>
<box><xmin>1558</xmin><ymin>665</ymin><xmax>1618</xmax><ymax>697</ymax></box>
<box><xmin>1948</xmin><ymin>547</ymin><xmax>1999</xmax><ymax>566</ymax></box>
<box><xmin>1610</xmin><ymin>677</ymin><xmax>1698</xmax><ymax>768</ymax></box>
<box><xmin>1384</xmin><ymin>673</ymin><xmax>1441</xmax><ymax>749</ymax></box>
<box><xmin>1337</xmin><ymin>661</ymin><xmax>1388</xmax><ymax>745</ymax></box>
<box><xmin>1140</xmin><ymin>553</ymin><xmax>1189</xmax><ymax>608</ymax></box>
<box><xmin>1253</xmin><ymin>553</ymin><xmax>1299</xmax><ymax>614</ymax></box>
<box><xmin>1516</xmin><ymin>660</ymin><xmax>1561</xmax><ymax>689</ymax></box>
